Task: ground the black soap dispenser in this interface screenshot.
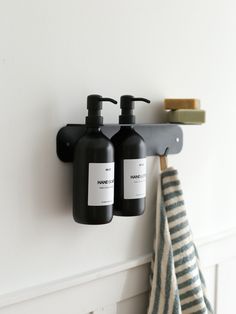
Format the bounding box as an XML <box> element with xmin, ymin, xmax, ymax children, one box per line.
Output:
<box><xmin>73</xmin><ymin>94</ymin><xmax>117</xmax><ymax>224</ymax></box>
<box><xmin>111</xmin><ymin>95</ymin><xmax>150</xmax><ymax>216</ymax></box>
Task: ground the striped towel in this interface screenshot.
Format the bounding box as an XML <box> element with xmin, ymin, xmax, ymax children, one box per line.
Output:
<box><xmin>147</xmin><ymin>167</ymin><xmax>213</xmax><ymax>314</ymax></box>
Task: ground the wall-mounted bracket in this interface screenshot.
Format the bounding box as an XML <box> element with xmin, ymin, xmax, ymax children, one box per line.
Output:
<box><xmin>56</xmin><ymin>124</ymin><xmax>183</xmax><ymax>162</ymax></box>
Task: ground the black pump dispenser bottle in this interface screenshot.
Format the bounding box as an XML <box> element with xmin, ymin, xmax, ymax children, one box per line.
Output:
<box><xmin>111</xmin><ymin>95</ymin><xmax>150</xmax><ymax>216</ymax></box>
<box><xmin>73</xmin><ymin>94</ymin><xmax>117</xmax><ymax>224</ymax></box>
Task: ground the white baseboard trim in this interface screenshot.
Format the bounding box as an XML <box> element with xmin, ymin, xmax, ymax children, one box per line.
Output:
<box><xmin>0</xmin><ymin>227</ymin><xmax>235</xmax><ymax>310</ymax></box>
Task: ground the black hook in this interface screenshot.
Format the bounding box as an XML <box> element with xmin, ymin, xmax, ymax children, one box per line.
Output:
<box><xmin>163</xmin><ymin>147</ymin><xmax>169</xmax><ymax>157</ymax></box>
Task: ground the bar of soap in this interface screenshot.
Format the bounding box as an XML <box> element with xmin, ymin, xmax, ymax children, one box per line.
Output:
<box><xmin>165</xmin><ymin>99</ymin><xmax>200</xmax><ymax>110</ymax></box>
<box><xmin>167</xmin><ymin>109</ymin><xmax>205</xmax><ymax>124</ymax></box>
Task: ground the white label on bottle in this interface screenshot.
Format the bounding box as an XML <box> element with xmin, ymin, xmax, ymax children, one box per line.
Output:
<box><xmin>124</xmin><ymin>158</ymin><xmax>146</xmax><ymax>199</ymax></box>
<box><xmin>88</xmin><ymin>162</ymin><xmax>114</xmax><ymax>206</ymax></box>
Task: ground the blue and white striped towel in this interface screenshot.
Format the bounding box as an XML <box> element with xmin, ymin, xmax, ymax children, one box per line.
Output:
<box><xmin>147</xmin><ymin>167</ymin><xmax>213</xmax><ymax>314</ymax></box>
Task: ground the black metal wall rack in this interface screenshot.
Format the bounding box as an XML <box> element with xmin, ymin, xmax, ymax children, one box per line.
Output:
<box><xmin>56</xmin><ymin>123</ymin><xmax>183</xmax><ymax>162</ymax></box>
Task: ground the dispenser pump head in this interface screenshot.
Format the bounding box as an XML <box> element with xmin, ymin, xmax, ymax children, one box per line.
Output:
<box><xmin>119</xmin><ymin>95</ymin><xmax>150</xmax><ymax>124</ymax></box>
<box><xmin>86</xmin><ymin>94</ymin><xmax>117</xmax><ymax>126</ymax></box>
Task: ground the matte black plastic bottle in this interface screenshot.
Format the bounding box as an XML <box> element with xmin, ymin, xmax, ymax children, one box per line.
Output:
<box><xmin>111</xmin><ymin>95</ymin><xmax>150</xmax><ymax>216</ymax></box>
<box><xmin>73</xmin><ymin>95</ymin><xmax>117</xmax><ymax>224</ymax></box>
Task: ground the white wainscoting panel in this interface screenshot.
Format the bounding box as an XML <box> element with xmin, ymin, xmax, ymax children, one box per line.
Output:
<box><xmin>116</xmin><ymin>292</ymin><xmax>149</xmax><ymax>314</ymax></box>
<box><xmin>0</xmin><ymin>228</ymin><xmax>235</xmax><ymax>314</ymax></box>
<box><xmin>93</xmin><ymin>304</ymin><xmax>117</xmax><ymax>314</ymax></box>
<box><xmin>203</xmin><ymin>265</ymin><xmax>217</xmax><ymax>311</ymax></box>
<box><xmin>0</xmin><ymin>260</ymin><xmax>150</xmax><ymax>314</ymax></box>
<box><xmin>217</xmin><ymin>257</ymin><xmax>236</xmax><ymax>314</ymax></box>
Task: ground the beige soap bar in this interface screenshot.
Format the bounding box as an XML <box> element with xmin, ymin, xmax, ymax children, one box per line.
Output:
<box><xmin>167</xmin><ymin>109</ymin><xmax>205</xmax><ymax>124</ymax></box>
<box><xmin>164</xmin><ymin>99</ymin><xmax>200</xmax><ymax>110</ymax></box>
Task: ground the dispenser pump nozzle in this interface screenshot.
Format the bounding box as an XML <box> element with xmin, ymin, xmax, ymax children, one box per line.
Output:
<box><xmin>86</xmin><ymin>94</ymin><xmax>117</xmax><ymax>127</ymax></box>
<box><xmin>119</xmin><ymin>95</ymin><xmax>150</xmax><ymax>124</ymax></box>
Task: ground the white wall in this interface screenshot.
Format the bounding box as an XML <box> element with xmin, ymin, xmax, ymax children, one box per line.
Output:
<box><xmin>0</xmin><ymin>0</ymin><xmax>236</xmax><ymax>312</ymax></box>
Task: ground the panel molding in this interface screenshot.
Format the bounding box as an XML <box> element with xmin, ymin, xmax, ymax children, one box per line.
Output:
<box><xmin>0</xmin><ymin>227</ymin><xmax>236</xmax><ymax>311</ymax></box>
<box><xmin>0</xmin><ymin>255</ymin><xmax>151</xmax><ymax>310</ymax></box>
